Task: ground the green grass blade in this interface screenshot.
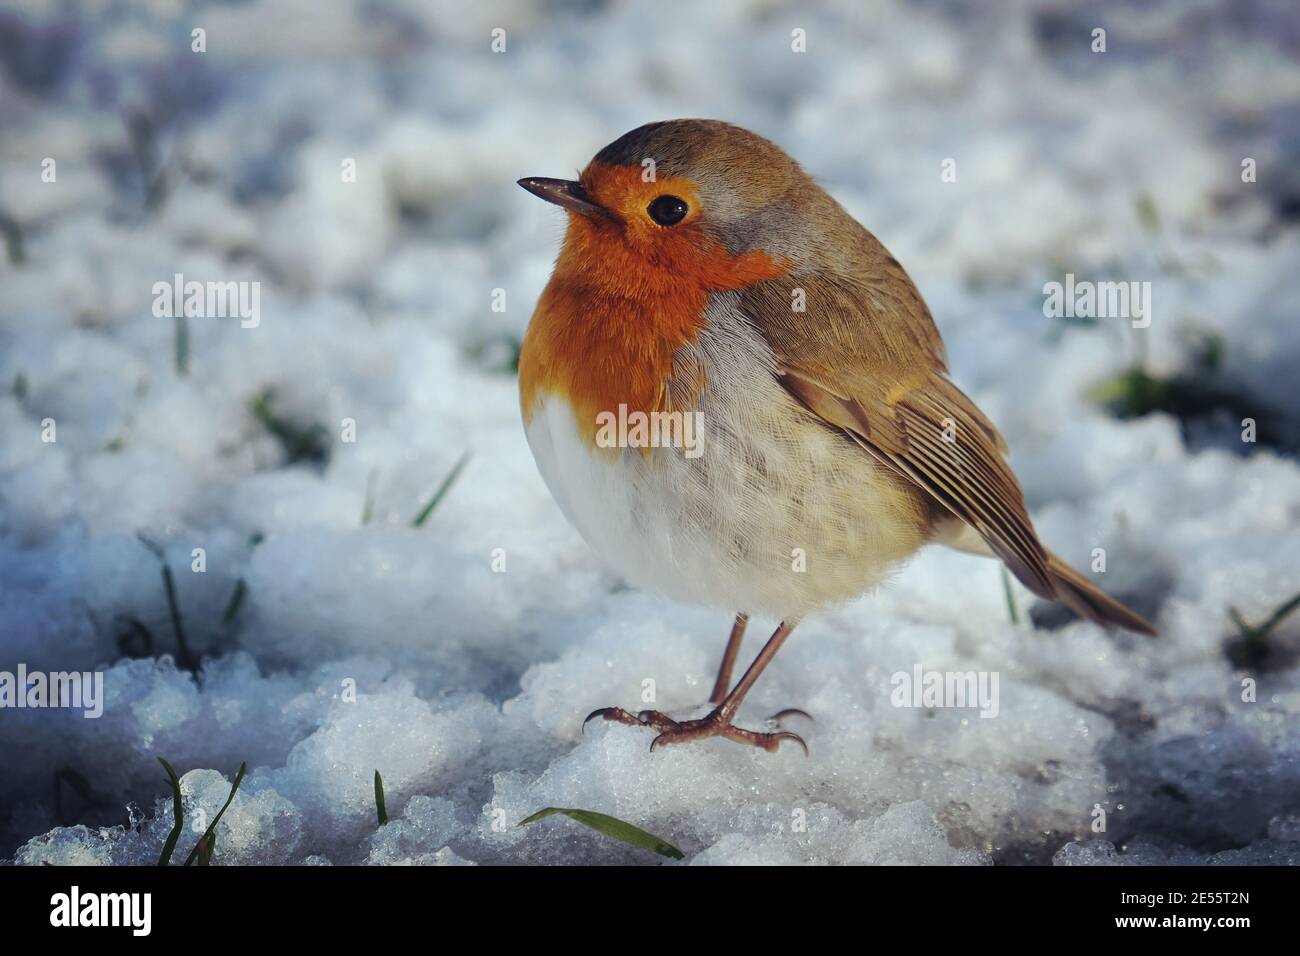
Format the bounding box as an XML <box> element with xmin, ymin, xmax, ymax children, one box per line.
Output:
<box><xmin>248</xmin><ymin>387</ymin><xmax>329</xmax><ymax>466</ymax></box>
<box><xmin>174</xmin><ymin>313</ymin><xmax>189</xmax><ymax>377</ymax></box>
<box><xmin>1000</xmin><ymin>565</ymin><xmax>1020</xmax><ymax>626</ymax></box>
<box><xmin>1227</xmin><ymin>606</ymin><xmax>1253</xmax><ymax>637</ymax></box>
<box><xmin>182</xmin><ymin>762</ymin><xmax>246</xmax><ymax>866</ymax></box>
<box><xmin>1134</xmin><ymin>192</ymin><xmax>1161</xmax><ymax>234</ymax></box>
<box><xmin>221</xmin><ymin>578</ymin><xmax>247</xmax><ymax>627</ymax></box>
<box><xmin>1257</xmin><ymin>591</ymin><xmax>1300</xmax><ymax>638</ymax></box>
<box><xmin>517</xmin><ymin>807</ymin><xmax>684</xmax><ymax>860</ymax></box>
<box><xmin>159</xmin><ymin>562</ymin><xmax>197</xmax><ymax>672</ymax></box>
<box><xmin>136</xmin><ymin>533</ymin><xmax>164</xmax><ymax>560</ymax></box>
<box><xmin>361</xmin><ymin>468</ymin><xmax>378</xmax><ymax>525</ymax></box>
<box><xmin>374</xmin><ymin>770</ymin><xmax>388</xmax><ymax>826</ymax></box>
<box><xmin>136</xmin><ymin>534</ymin><xmax>198</xmax><ymax>672</ymax></box>
<box><xmin>0</xmin><ymin>211</ymin><xmax>26</xmax><ymax>265</ymax></box>
<box><xmin>1226</xmin><ymin>592</ymin><xmax>1300</xmax><ymax>669</ymax></box>
<box><xmin>412</xmin><ymin>451</ymin><xmax>471</xmax><ymax>527</ymax></box>
<box><xmin>156</xmin><ymin>757</ymin><xmax>183</xmax><ymax>867</ymax></box>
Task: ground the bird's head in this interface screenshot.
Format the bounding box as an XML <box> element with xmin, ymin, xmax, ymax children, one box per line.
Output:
<box><xmin>518</xmin><ymin>119</ymin><xmax>828</xmax><ymax>296</ymax></box>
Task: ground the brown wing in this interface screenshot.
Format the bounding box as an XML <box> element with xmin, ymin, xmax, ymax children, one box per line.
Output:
<box><xmin>741</xmin><ymin>268</ymin><xmax>1056</xmax><ymax>601</ymax></box>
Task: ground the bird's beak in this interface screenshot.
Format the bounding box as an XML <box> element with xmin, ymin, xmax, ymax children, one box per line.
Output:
<box><xmin>517</xmin><ymin>177</ymin><xmax>609</xmax><ymax>219</ymax></box>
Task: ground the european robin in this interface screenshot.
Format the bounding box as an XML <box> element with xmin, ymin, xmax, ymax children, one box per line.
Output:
<box><xmin>517</xmin><ymin>119</ymin><xmax>1155</xmax><ymax>754</ymax></box>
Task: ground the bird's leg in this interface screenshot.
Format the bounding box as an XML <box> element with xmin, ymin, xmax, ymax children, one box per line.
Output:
<box><xmin>711</xmin><ymin>614</ymin><xmax>813</xmax><ymax>727</ymax></box>
<box><xmin>709</xmin><ymin>612</ymin><xmax>749</xmax><ymax>704</ymax></box>
<box><xmin>583</xmin><ymin>617</ymin><xmax>811</xmax><ymax>754</ymax></box>
<box><xmin>649</xmin><ymin>620</ymin><xmax>808</xmax><ymax>754</ymax></box>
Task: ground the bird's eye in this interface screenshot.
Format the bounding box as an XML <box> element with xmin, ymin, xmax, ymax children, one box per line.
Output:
<box><xmin>647</xmin><ymin>195</ymin><xmax>689</xmax><ymax>226</ymax></box>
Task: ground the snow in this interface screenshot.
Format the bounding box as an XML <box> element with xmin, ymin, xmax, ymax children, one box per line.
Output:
<box><xmin>2</xmin><ymin>0</ymin><xmax>1300</xmax><ymax>866</ymax></box>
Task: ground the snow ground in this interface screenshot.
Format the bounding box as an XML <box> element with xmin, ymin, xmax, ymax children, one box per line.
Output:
<box><xmin>1</xmin><ymin>0</ymin><xmax>1299</xmax><ymax>866</ymax></box>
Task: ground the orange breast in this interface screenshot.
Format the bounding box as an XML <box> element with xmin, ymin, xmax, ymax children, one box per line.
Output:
<box><xmin>519</xmin><ymin>164</ymin><xmax>788</xmax><ymax>444</ymax></box>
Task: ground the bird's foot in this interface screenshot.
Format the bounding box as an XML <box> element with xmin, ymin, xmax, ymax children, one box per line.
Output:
<box><xmin>583</xmin><ymin>705</ymin><xmax>810</xmax><ymax>754</ymax></box>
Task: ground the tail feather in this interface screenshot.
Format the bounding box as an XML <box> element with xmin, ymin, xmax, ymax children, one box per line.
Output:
<box><xmin>935</xmin><ymin>518</ymin><xmax>1157</xmax><ymax>635</ymax></box>
<box><xmin>1045</xmin><ymin>550</ymin><xmax>1157</xmax><ymax>636</ymax></box>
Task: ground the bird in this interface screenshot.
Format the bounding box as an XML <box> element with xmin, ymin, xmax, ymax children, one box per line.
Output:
<box><xmin>516</xmin><ymin>119</ymin><xmax>1156</xmax><ymax>754</ymax></box>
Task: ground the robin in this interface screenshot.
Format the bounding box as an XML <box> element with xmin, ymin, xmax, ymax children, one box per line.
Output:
<box><xmin>516</xmin><ymin>119</ymin><xmax>1155</xmax><ymax>755</ymax></box>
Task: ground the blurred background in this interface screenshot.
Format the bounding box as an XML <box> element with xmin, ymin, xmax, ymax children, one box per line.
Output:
<box><xmin>0</xmin><ymin>0</ymin><xmax>1298</xmax><ymax>866</ymax></box>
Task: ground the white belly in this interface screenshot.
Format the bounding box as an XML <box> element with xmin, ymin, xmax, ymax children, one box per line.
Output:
<box><xmin>522</xmin><ymin>302</ymin><xmax>931</xmax><ymax>619</ymax></box>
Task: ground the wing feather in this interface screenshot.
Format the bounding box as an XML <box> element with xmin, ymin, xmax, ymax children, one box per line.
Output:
<box><xmin>745</xmin><ymin>268</ymin><xmax>1054</xmax><ymax>600</ymax></box>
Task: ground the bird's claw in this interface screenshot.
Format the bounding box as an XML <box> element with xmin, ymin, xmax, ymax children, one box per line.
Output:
<box><xmin>585</xmin><ymin>704</ymin><xmax>810</xmax><ymax>755</ymax></box>
<box><xmin>645</xmin><ymin>713</ymin><xmax>809</xmax><ymax>755</ymax></box>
